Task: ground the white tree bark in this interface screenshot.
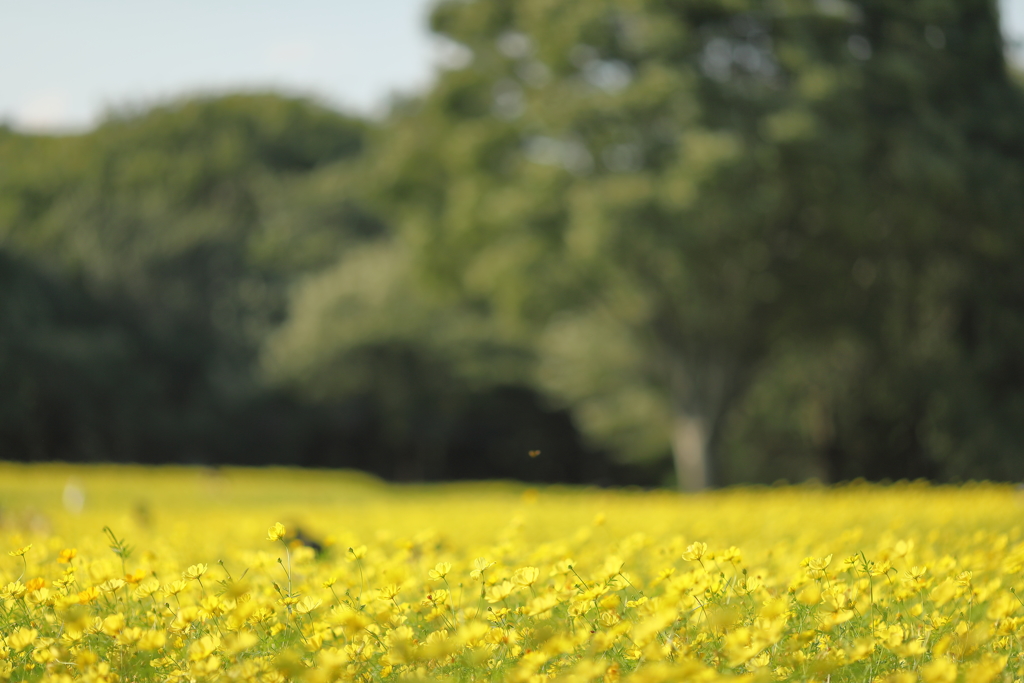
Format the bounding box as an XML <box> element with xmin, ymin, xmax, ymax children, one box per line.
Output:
<box><xmin>669</xmin><ymin>358</ymin><xmax>734</xmax><ymax>491</ymax></box>
<box><xmin>671</xmin><ymin>410</ymin><xmax>710</xmax><ymax>491</ymax></box>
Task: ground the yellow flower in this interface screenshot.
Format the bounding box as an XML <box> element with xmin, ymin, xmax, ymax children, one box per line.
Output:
<box><xmin>904</xmin><ymin>565</ymin><xmax>929</xmax><ymax>583</ymax></box>
<box><xmin>116</xmin><ymin>627</ymin><xmax>143</xmax><ymax>646</ymax></box>
<box><xmin>8</xmin><ymin>627</ymin><xmax>38</xmax><ymax>651</ymax></box>
<box><xmin>295</xmin><ymin>595</ymin><xmax>323</xmax><ymax>615</ymax></box>
<box><xmin>682</xmin><ymin>542</ymin><xmax>708</xmax><ymax>562</ymax></box>
<box><xmin>428</xmin><ymin>562</ymin><xmax>452</xmax><ymax>581</ymax></box>
<box><xmin>602</xmin><ymin>556</ymin><xmax>625</xmax><ymax>578</ymax></box>
<box><xmin>1</xmin><ymin>581</ymin><xmax>26</xmax><ymax>599</ymax></box>
<box><xmin>26</xmin><ymin>588</ymin><xmax>51</xmax><ymax>606</ymax></box>
<box><xmin>57</xmin><ymin>548</ymin><xmax>77</xmax><ymax>563</ymax></box>
<box><xmin>53</xmin><ymin>571</ymin><xmax>75</xmax><ymax>590</ymax></box>
<box><xmin>471</xmin><ymin>558</ymin><xmax>495</xmax><ymax>579</ymax></box>
<box><xmin>8</xmin><ymin>544</ymin><xmax>31</xmax><ymax>557</ymax></box>
<box><xmin>378</xmin><ymin>583</ymin><xmax>401</xmax><ymax>601</ymax></box>
<box><xmin>921</xmin><ymin>657</ymin><xmax>957</xmax><ymax>683</ymax></box>
<box><xmin>486</xmin><ymin>580</ymin><xmax>514</xmax><ymax>603</ymax></box>
<box><xmin>893</xmin><ymin>539</ymin><xmax>914</xmax><ymax>557</ymax></box>
<box><xmin>98</xmin><ymin>578</ymin><xmax>126</xmax><ymax>593</ymax></box>
<box><xmin>806</xmin><ymin>554</ymin><xmax>833</xmax><ymax>571</ymax></box>
<box><xmin>124</xmin><ymin>569</ymin><xmax>147</xmax><ymax>584</ymax></box>
<box><xmin>30</xmin><ymin>645</ymin><xmax>57</xmax><ymax>665</ymax></box>
<box><xmin>964</xmin><ymin>655</ymin><xmax>1008</xmax><ymax>683</ymax></box>
<box><xmin>267</xmin><ymin>522</ymin><xmax>286</xmax><ymax>541</ymax></box>
<box><xmin>100</xmin><ymin>613</ymin><xmax>125</xmax><ymax>636</ymax></box>
<box><xmin>869</xmin><ymin>559</ymin><xmax>893</xmax><ymax>576</ymax></box>
<box><xmin>183</xmin><ymin>563</ymin><xmax>208</xmax><ymax>581</ymax></box>
<box><xmin>525</xmin><ymin>592</ymin><xmax>561</xmax><ymax>616</ymax></box>
<box><xmin>188</xmin><ymin>634</ymin><xmax>221</xmax><ymax>661</ymax></box>
<box><xmin>550</xmin><ymin>558</ymin><xmax>575</xmax><ymax>576</ymax></box>
<box><xmin>720</xmin><ymin>546</ymin><xmax>743</xmax><ymax>564</ymax></box>
<box><xmin>224</xmin><ymin>632</ymin><xmax>258</xmax><ymax>655</ymax></box>
<box><xmin>133</xmin><ymin>576</ymin><xmax>161</xmax><ymax>599</ymax></box>
<box><xmin>137</xmin><ymin>630</ymin><xmax>167</xmax><ymax>651</ymax></box>
<box><xmin>796</xmin><ymin>583</ymin><xmax>821</xmax><ymax>606</ymax></box>
<box><xmin>512</xmin><ymin>566</ymin><xmax>540</xmax><ymax>587</ymax></box>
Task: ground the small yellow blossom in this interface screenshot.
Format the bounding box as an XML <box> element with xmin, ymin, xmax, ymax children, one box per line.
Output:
<box><xmin>133</xmin><ymin>576</ymin><xmax>160</xmax><ymax>599</ymax></box>
<box><xmin>137</xmin><ymin>630</ymin><xmax>166</xmax><ymax>651</ymax></box>
<box><xmin>188</xmin><ymin>634</ymin><xmax>221</xmax><ymax>661</ymax></box>
<box><xmin>682</xmin><ymin>542</ymin><xmax>708</xmax><ymax>562</ymax></box>
<box><xmin>486</xmin><ymin>580</ymin><xmax>515</xmax><ymax>603</ymax></box>
<box><xmin>99</xmin><ymin>578</ymin><xmax>126</xmax><ymax>593</ymax></box>
<box><xmin>183</xmin><ymin>563</ymin><xmax>208</xmax><ymax>580</ymax></box>
<box><xmin>76</xmin><ymin>586</ymin><xmax>100</xmax><ymax>604</ymax></box>
<box><xmin>100</xmin><ymin>613</ymin><xmax>125</xmax><ymax>636</ymax></box>
<box><xmin>512</xmin><ymin>566</ymin><xmax>540</xmax><ymax>587</ymax></box>
<box><xmin>428</xmin><ymin>562</ymin><xmax>452</xmax><ymax>580</ymax></box>
<box><xmin>471</xmin><ymin>557</ymin><xmax>496</xmax><ymax>579</ymax></box>
<box><xmin>1</xmin><ymin>581</ymin><xmax>26</xmax><ymax>599</ymax></box>
<box><xmin>8</xmin><ymin>628</ymin><xmax>38</xmax><ymax>651</ymax></box>
<box><xmin>378</xmin><ymin>583</ymin><xmax>401</xmax><ymax>601</ymax></box>
<box><xmin>295</xmin><ymin>595</ymin><xmax>323</xmax><ymax>615</ymax></box>
<box><xmin>806</xmin><ymin>554</ymin><xmax>833</xmax><ymax>571</ymax></box>
<box><xmin>124</xmin><ymin>569</ymin><xmax>148</xmax><ymax>584</ymax></box>
<box><xmin>921</xmin><ymin>657</ymin><xmax>958</xmax><ymax>683</ymax></box>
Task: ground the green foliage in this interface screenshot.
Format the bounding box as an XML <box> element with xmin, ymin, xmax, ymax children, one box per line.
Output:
<box><xmin>0</xmin><ymin>95</ymin><xmax>382</xmax><ymax>465</ymax></box>
<box><xmin>354</xmin><ymin>0</ymin><xmax>1024</xmax><ymax>486</ymax></box>
<box><xmin>261</xmin><ymin>240</ymin><xmax>614</xmax><ymax>482</ymax></box>
<box><xmin>0</xmin><ymin>94</ymin><xmax>609</xmax><ymax>482</ymax></box>
<box><xmin>3</xmin><ymin>0</ymin><xmax>1024</xmax><ymax>488</ymax></box>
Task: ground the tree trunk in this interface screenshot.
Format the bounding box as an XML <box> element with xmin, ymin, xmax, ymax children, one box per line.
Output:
<box><xmin>669</xmin><ymin>357</ymin><xmax>739</xmax><ymax>491</ymax></box>
<box><xmin>671</xmin><ymin>410</ymin><xmax>710</xmax><ymax>491</ymax></box>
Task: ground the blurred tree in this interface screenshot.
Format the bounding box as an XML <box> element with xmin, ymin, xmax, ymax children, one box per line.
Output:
<box><xmin>0</xmin><ymin>95</ymin><xmax>376</xmax><ymax>464</ymax></box>
<box><xmin>362</xmin><ymin>0</ymin><xmax>1024</xmax><ymax>488</ymax></box>
<box><xmin>262</xmin><ymin>240</ymin><xmax>612</xmax><ymax>482</ymax></box>
<box><xmin>1</xmin><ymin>94</ymin><xmax>370</xmax><ymax>370</ymax></box>
<box><xmin>0</xmin><ymin>249</ymin><xmax>144</xmax><ymax>461</ymax></box>
<box><xmin>3</xmin><ymin>6</ymin><xmax>1022</xmax><ymax>487</ymax></box>
<box><xmin>0</xmin><ymin>95</ymin><xmax>614</xmax><ymax>482</ymax></box>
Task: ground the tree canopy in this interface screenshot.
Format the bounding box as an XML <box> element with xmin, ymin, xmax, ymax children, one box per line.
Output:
<box><xmin>0</xmin><ymin>94</ymin><xmax>610</xmax><ymax>482</ymax></box>
<box><xmin>3</xmin><ymin>0</ymin><xmax>1024</xmax><ymax>488</ymax></box>
<box><xmin>340</xmin><ymin>0</ymin><xmax>1024</xmax><ymax>487</ymax></box>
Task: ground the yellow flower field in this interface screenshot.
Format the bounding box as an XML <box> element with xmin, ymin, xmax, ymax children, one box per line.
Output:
<box><xmin>1</xmin><ymin>463</ymin><xmax>1023</xmax><ymax>683</ymax></box>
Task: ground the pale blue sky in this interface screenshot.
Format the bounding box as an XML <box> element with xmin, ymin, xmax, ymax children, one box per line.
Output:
<box><xmin>1</xmin><ymin>1</ymin><xmax>439</xmax><ymax>131</ymax></box>
<box><xmin>2</xmin><ymin>0</ymin><xmax>1023</xmax><ymax>133</ymax></box>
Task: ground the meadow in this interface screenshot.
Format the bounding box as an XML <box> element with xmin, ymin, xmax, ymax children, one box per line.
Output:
<box><xmin>0</xmin><ymin>463</ymin><xmax>1022</xmax><ymax>683</ymax></box>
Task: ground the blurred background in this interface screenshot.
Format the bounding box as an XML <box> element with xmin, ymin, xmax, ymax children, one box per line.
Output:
<box><xmin>2</xmin><ymin>0</ymin><xmax>1024</xmax><ymax>489</ymax></box>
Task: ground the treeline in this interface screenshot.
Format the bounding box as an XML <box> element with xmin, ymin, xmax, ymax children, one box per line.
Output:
<box><xmin>0</xmin><ymin>96</ymin><xmax>615</xmax><ymax>484</ymax></box>
<box><xmin>2</xmin><ymin>0</ymin><xmax>1024</xmax><ymax>488</ymax></box>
